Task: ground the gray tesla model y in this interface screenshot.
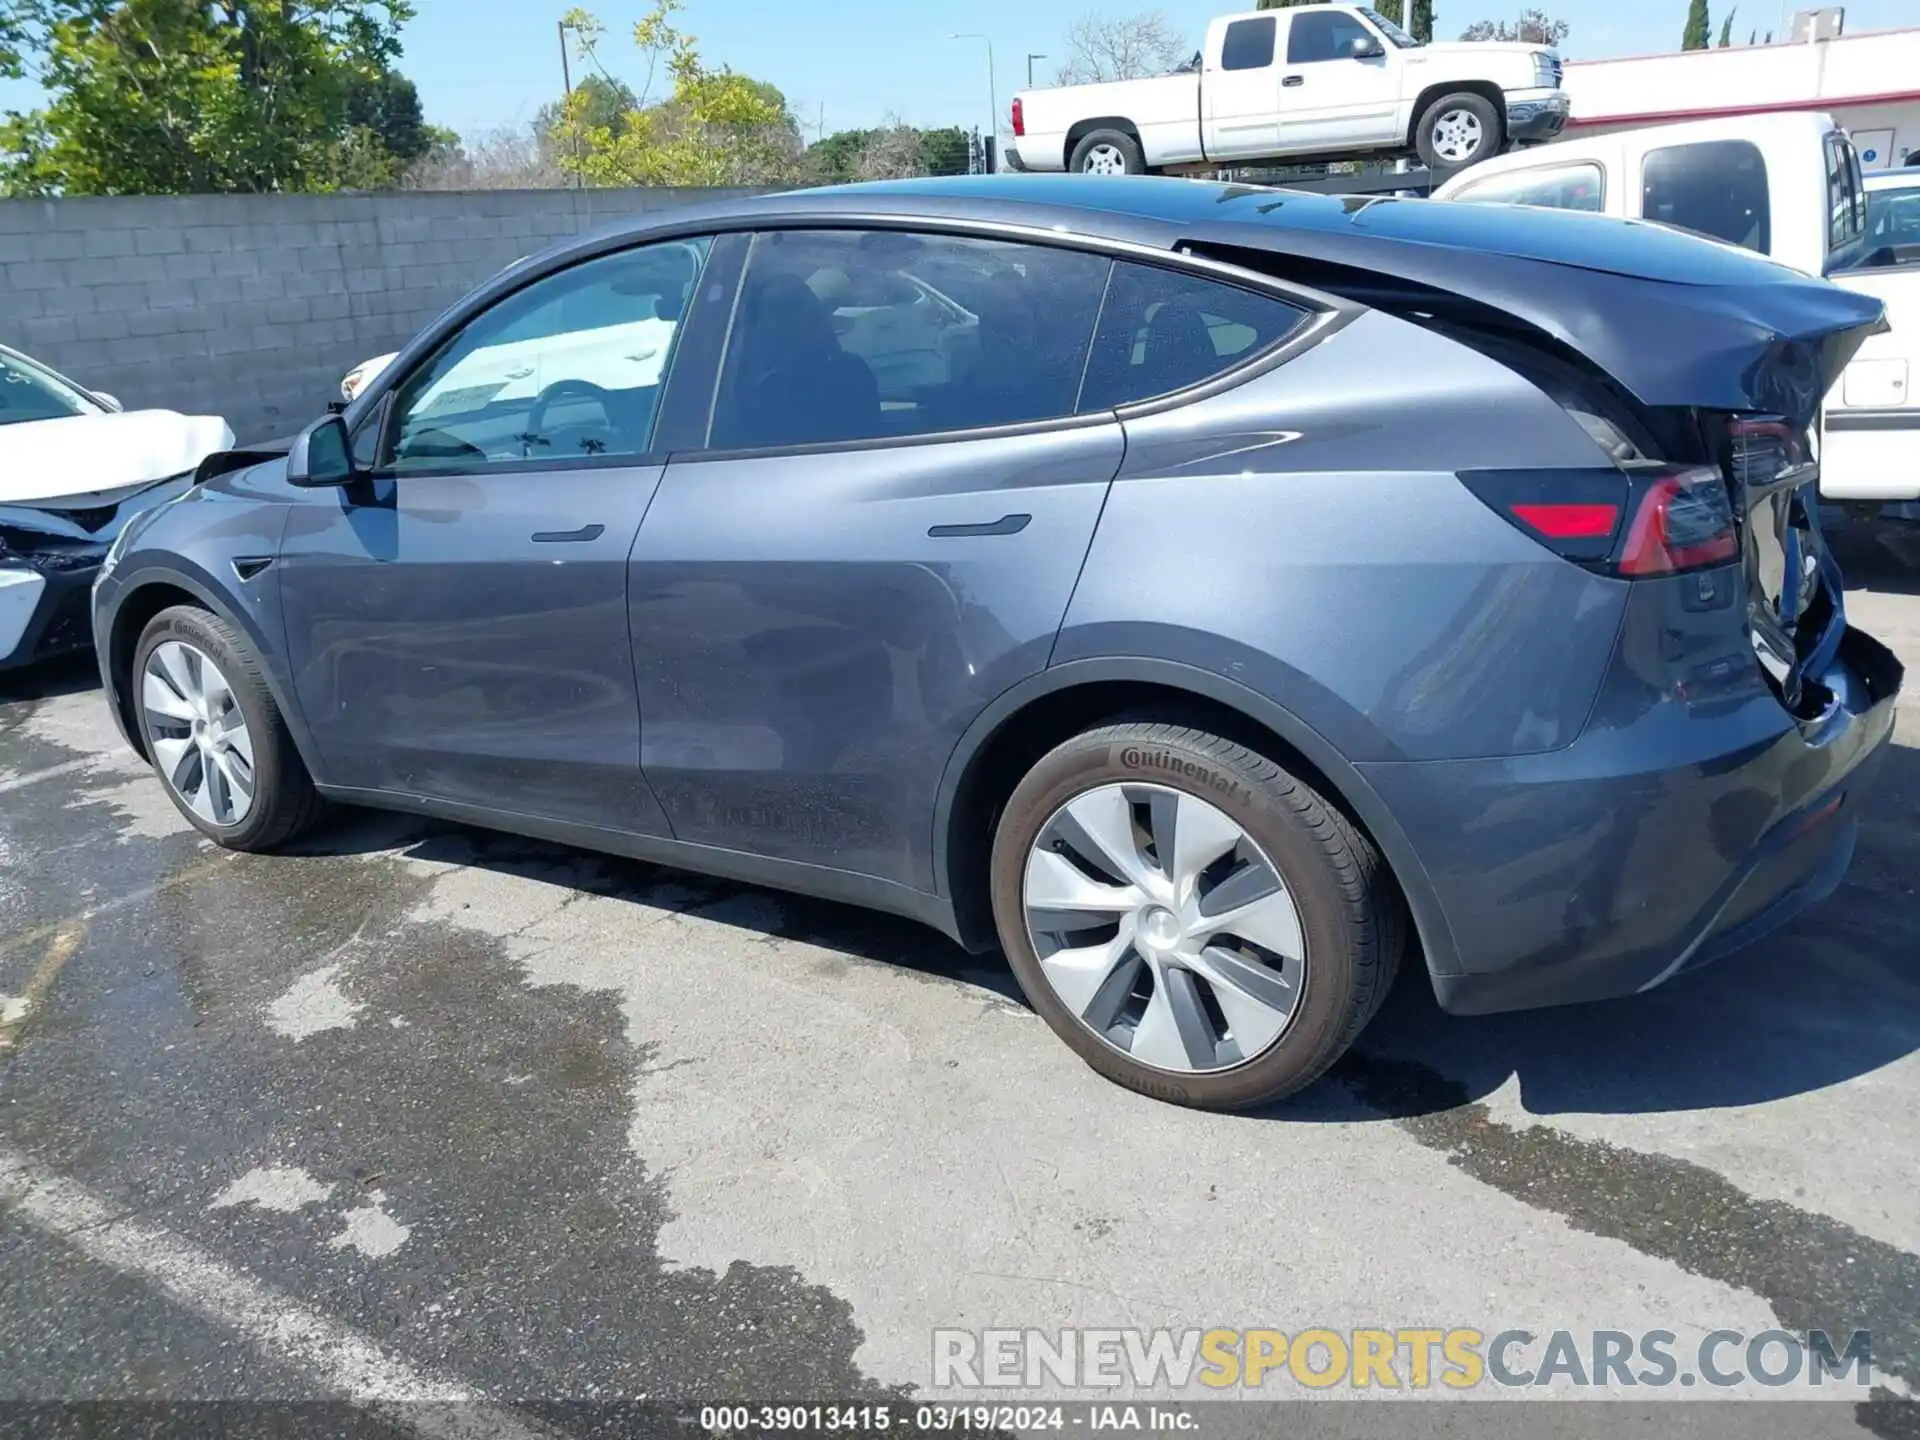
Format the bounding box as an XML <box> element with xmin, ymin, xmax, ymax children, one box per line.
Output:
<box><xmin>93</xmin><ymin>177</ymin><xmax>1900</xmax><ymax>1109</ymax></box>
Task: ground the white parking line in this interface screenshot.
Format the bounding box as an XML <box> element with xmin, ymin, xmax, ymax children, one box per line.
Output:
<box><xmin>0</xmin><ymin>759</ymin><xmax>94</xmax><ymax>795</ymax></box>
<box><xmin>0</xmin><ymin>1145</ymin><xmax>556</xmax><ymax>1440</ymax></box>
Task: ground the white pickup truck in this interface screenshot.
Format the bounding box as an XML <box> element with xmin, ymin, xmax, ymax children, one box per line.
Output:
<box><xmin>1434</xmin><ymin>111</ymin><xmax>1920</xmax><ymax>511</ymax></box>
<box><xmin>1007</xmin><ymin>4</ymin><xmax>1567</xmax><ymax>178</ymax></box>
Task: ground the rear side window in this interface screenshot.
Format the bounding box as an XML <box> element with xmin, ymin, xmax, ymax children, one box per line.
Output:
<box><xmin>1287</xmin><ymin>10</ymin><xmax>1379</xmax><ymax>64</ymax></box>
<box><xmin>1641</xmin><ymin>139</ymin><xmax>1770</xmax><ymax>253</ymax></box>
<box><xmin>1221</xmin><ymin>17</ymin><xmax>1276</xmax><ymax>70</ymax></box>
<box><xmin>1451</xmin><ymin>162</ymin><xmax>1605</xmax><ymax>212</ymax></box>
<box><xmin>1078</xmin><ymin>263</ymin><xmax>1309</xmax><ymax>411</ymax></box>
<box><xmin>708</xmin><ymin>230</ymin><xmax>1111</xmax><ymax>451</ymax></box>
<box><xmin>1825</xmin><ymin>133</ymin><xmax>1866</xmax><ymax>254</ymax></box>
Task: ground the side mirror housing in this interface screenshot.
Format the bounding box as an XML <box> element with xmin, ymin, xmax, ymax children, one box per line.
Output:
<box><xmin>286</xmin><ymin>415</ymin><xmax>358</xmax><ymax>487</ymax></box>
<box><xmin>1349</xmin><ymin>34</ymin><xmax>1385</xmax><ymax>58</ymax></box>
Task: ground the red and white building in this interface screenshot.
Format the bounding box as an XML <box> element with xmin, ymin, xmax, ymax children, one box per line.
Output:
<box><xmin>1559</xmin><ymin>10</ymin><xmax>1920</xmax><ymax>168</ymax></box>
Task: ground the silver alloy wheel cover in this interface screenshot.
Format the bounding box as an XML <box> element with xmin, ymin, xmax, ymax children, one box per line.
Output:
<box><xmin>1430</xmin><ymin>108</ymin><xmax>1484</xmax><ymax>164</ymax></box>
<box><xmin>1081</xmin><ymin>142</ymin><xmax>1129</xmax><ymax>175</ymax></box>
<box><xmin>141</xmin><ymin>639</ymin><xmax>258</xmax><ymax>828</ymax></box>
<box><xmin>1022</xmin><ymin>781</ymin><xmax>1306</xmax><ymax>1073</ymax></box>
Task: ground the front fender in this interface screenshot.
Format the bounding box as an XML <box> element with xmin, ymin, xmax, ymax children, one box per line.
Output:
<box><xmin>93</xmin><ymin>548</ymin><xmax>317</xmax><ymax>780</ymax></box>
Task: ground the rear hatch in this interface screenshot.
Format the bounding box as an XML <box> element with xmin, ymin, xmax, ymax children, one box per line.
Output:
<box><xmin>1184</xmin><ymin>201</ymin><xmax>1892</xmax><ymax>717</ymax></box>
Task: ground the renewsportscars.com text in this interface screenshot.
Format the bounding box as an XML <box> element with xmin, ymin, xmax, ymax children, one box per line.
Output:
<box><xmin>932</xmin><ymin>1327</ymin><xmax>1875</xmax><ymax>1391</ymax></box>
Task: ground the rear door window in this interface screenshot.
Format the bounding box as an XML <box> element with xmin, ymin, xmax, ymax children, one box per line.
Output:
<box><xmin>1824</xmin><ymin>132</ymin><xmax>1866</xmax><ymax>258</ymax></box>
<box><xmin>1221</xmin><ymin>16</ymin><xmax>1277</xmax><ymax>70</ymax></box>
<box><xmin>1451</xmin><ymin>162</ymin><xmax>1606</xmax><ymax>212</ymax></box>
<box><xmin>1078</xmin><ymin>263</ymin><xmax>1310</xmax><ymax>411</ymax></box>
<box><xmin>1640</xmin><ymin>139</ymin><xmax>1771</xmax><ymax>253</ymax></box>
<box><xmin>707</xmin><ymin>230</ymin><xmax>1111</xmax><ymax>451</ymax></box>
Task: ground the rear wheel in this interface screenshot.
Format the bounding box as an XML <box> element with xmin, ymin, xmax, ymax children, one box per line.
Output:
<box><xmin>1415</xmin><ymin>92</ymin><xmax>1503</xmax><ymax>172</ymax></box>
<box><xmin>133</xmin><ymin>605</ymin><xmax>324</xmax><ymax>851</ymax></box>
<box><xmin>1069</xmin><ymin>129</ymin><xmax>1147</xmax><ymax>176</ymax></box>
<box><xmin>989</xmin><ymin>722</ymin><xmax>1403</xmax><ymax>1110</ymax></box>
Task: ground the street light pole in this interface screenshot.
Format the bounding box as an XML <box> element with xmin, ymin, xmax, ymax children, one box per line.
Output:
<box><xmin>557</xmin><ymin>19</ymin><xmax>583</xmax><ymax>189</ymax></box>
<box><xmin>949</xmin><ymin>33</ymin><xmax>998</xmax><ymax>170</ymax></box>
<box><xmin>1027</xmin><ymin>52</ymin><xmax>1047</xmax><ymax>87</ymax></box>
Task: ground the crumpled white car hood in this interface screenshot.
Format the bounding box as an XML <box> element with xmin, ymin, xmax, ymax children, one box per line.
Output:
<box><xmin>0</xmin><ymin>409</ymin><xmax>235</xmax><ymax>508</ymax></box>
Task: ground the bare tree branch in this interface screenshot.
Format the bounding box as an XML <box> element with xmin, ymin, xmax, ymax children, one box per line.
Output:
<box><xmin>1054</xmin><ymin>9</ymin><xmax>1191</xmax><ymax>86</ymax></box>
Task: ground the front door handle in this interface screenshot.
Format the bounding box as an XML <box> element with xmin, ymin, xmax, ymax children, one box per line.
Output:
<box><xmin>531</xmin><ymin>523</ymin><xmax>605</xmax><ymax>543</ymax></box>
<box><xmin>1283</xmin><ymin>74</ymin><xmax>1305</xmax><ymax>87</ymax></box>
<box><xmin>928</xmin><ymin>513</ymin><xmax>1032</xmax><ymax>539</ymax></box>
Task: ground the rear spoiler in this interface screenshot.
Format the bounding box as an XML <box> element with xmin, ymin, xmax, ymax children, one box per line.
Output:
<box><xmin>1184</xmin><ymin>228</ymin><xmax>1885</xmax><ymax>428</ymax></box>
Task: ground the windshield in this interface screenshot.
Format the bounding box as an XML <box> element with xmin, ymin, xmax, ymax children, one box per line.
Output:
<box><xmin>0</xmin><ymin>348</ymin><xmax>100</xmax><ymax>428</ymax></box>
<box><xmin>1360</xmin><ymin>8</ymin><xmax>1421</xmax><ymax>46</ymax></box>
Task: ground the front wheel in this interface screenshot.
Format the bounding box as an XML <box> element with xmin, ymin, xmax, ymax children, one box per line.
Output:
<box><xmin>1069</xmin><ymin>129</ymin><xmax>1147</xmax><ymax>176</ymax></box>
<box><xmin>132</xmin><ymin>605</ymin><xmax>325</xmax><ymax>851</ymax></box>
<box><xmin>1415</xmin><ymin>92</ymin><xmax>1503</xmax><ymax>172</ymax></box>
<box><xmin>989</xmin><ymin>722</ymin><xmax>1404</xmax><ymax>1111</ymax></box>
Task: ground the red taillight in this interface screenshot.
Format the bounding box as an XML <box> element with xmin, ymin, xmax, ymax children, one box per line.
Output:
<box><xmin>1509</xmin><ymin>502</ymin><xmax>1619</xmax><ymax>540</ymax></box>
<box><xmin>1011</xmin><ymin>97</ymin><xmax>1025</xmax><ymax>137</ymax></box>
<box><xmin>1617</xmin><ymin>467</ymin><xmax>1738</xmax><ymax>577</ymax></box>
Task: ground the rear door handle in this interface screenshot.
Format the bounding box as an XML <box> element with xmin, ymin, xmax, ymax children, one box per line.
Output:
<box><xmin>928</xmin><ymin>514</ymin><xmax>1031</xmax><ymax>538</ymax></box>
<box><xmin>531</xmin><ymin>523</ymin><xmax>605</xmax><ymax>543</ymax></box>
<box><xmin>1283</xmin><ymin>75</ymin><xmax>1305</xmax><ymax>87</ymax></box>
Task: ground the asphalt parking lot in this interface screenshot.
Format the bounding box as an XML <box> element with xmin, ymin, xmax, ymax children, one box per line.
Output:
<box><xmin>3</xmin><ymin>527</ymin><xmax>1920</xmax><ymax>1439</ymax></box>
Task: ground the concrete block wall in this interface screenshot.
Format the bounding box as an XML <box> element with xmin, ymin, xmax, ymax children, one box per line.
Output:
<box><xmin>0</xmin><ymin>186</ymin><xmax>769</xmax><ymax>443</ymax></box>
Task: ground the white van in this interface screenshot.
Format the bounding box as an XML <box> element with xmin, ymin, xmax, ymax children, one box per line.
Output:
<box><xmin>1433</xmin><ymin>112</ymin><xmax>1919</xmax><ymax>509</ymax></box>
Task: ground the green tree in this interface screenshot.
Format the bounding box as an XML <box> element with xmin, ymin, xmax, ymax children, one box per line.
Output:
<box><xmin>1408</xmin><ymin>0</ymin><xmax>1435</xmax><ymax>41</ymax></box>
<box><xmin>1682</xmin><ymin>0</ymin><xmax>1711</xmax><ymax>49</ymax></box>
<box><xmin>1</xmin><ymin>0</ymin><xmax>415</xmax><ymax>195</ymax></box>
<box><xmin>1255</xmin><ymin>0</ymin><xmax>1331</xmax><ymax>9</ymax></box>
<box><xmin>1717</xmin><ymin>8</ymin><xmax>1735</xmax><ymax>43</ymax></box>
<box><xmin>806</xmin><ymin>127</ymin><xmax>874</xmax><ymax>185</ymax></box>
<box><xmin>543</xmin><ymin>73</ymin><xmax>640</xmax><ymax>136</ymax></box>
<box><xmin>1372</xmin><ymin>0</ymin><xmax>1406</xmax><ymax>23</ymax></box>
<box><xmin>918</xmin><ymin>126</ymin><xmax>970</xmax><ymax>176</ymax></box>
<box><xmin>550</xmin><ymin>1</ymin><xmax>802</xmax><ymax>187</ymax></box>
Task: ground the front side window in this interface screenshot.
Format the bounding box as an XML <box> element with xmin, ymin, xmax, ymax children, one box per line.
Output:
<box><xmin>708</xmin><ymin>230</ymin><xmax>1110</xmax><ymax>451</ymax></box>
<box><xmin>1220</xmin><ymin>16</ymin><xmax>1277</xmax><ymax>70</ymax></box>
<box><xmin>1839</xmin><ymin>180</ymin><xmax>1920</xmax><ymax>270</ymax></box>
<box><xmin>1287</xmin><ymin>10</ymin><xmax>1379</xmax><ymax>63</ymax></box>
<box><xmin>0</xmin><ymin>349</ymin><xmax>100</xmax><ymax>428</ymax></box>
<box><xmin>1079</xmin><ymin>263</ymin><xmax>1310</xmax><ymax>411</ymax></box>
<box><xmin>380</xmin><ymin>236</ymin><xmax>710</xmax><ymax>472</ymax></box>
<box><xmin>1641</xmin><ymin>140</ymin><xmax>1770</xmax><ymax>253</ymax></box>
<box><xmin>1452</xmin><ymin>162</ymin><xmax>1606</xmax><ymax>212</ymax></box>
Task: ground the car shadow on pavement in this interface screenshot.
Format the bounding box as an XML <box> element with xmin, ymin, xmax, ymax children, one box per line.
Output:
<box><xmin>0</xmin><ymin>653</ymin><xmax>98</xmax><ymax>708</ymax></box>
<box><xmin>294</xmin><ymin>808</ymin><xmax>1026</xmax><ymax>1005</ymax></box>
<box><xmin>1834</xmin><ymin>520</ymin><xmax>1920</xmax><ymax>598</ymax></box>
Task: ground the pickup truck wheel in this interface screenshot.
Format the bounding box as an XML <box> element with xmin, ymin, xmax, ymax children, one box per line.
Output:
<box><xmin>1070</xmin><ymin>129</ymin><xmax>1146</xmax><ymax>176</ymax></box>
<box><xmin>1415</xmin><ymin>92</ymin><xmax>1502</xmax><ymax>171</ymax></box>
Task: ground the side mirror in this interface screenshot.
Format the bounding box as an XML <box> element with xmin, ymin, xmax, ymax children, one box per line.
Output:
<box><xmin>286</xmin><ymin>415</ymin><xmax>358</xmax><ymax>487</ymax></box>
<box><xmin>1348</xmin><ymin>35</ymin><xmax>1385</xmax><ymax>58</ymax></box>
<box><xmin>94</xmin><ymin>391</ymin><xmax>123</xmax><ymax>412</ymax></box>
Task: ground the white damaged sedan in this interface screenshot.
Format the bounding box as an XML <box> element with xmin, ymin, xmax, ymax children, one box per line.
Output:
<box><xmin>1</xmin><ymin>343</ymin><xmax>233</xmax><ymax>672</ymax></box>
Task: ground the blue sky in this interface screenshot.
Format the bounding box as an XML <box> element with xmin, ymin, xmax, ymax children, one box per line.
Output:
<box><xmin>5</xmin><ymin>0</ymin><xmax>1918</xmax><ymax>142</ymax></box>
<box><xmin>401</xmin><ymin>0</ymin><xmax>1919</xmax><ymax>138</ymax></box>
